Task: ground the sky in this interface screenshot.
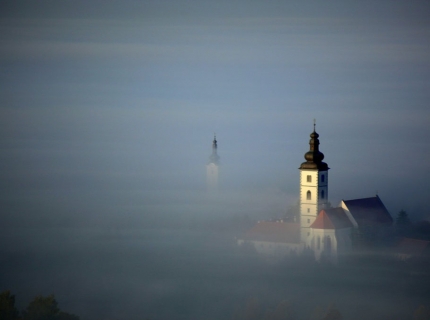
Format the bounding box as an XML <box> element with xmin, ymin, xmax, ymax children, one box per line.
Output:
<box><xmin>1</xmin><ymin>0</ymin><xmax>430</xmax><ymax>228</ymax></box>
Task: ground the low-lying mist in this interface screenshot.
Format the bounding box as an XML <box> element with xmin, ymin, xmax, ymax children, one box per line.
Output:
<box><xmin>1</xmin><ymin>186</ymin><xmax>430</xmax><ymax>320</ymax></box>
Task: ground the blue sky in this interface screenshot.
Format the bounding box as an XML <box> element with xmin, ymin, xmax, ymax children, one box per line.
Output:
<box><xmin>1</xmin><ymin>0</ymin><xmax>430</xmax><ymax>225</ymax></box>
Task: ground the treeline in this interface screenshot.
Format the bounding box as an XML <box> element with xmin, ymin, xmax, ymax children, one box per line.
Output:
<box><xmin>2</xmin><ymin>289</ymin><xmax>430</xmax><ymax>320</ymax></box>
<box><xmin>231</xmin><ymin>298</ymin><xmax>430</xmax><ymax>320</ymax></box>
<box><xmin>0</xmin><ymin>291</ymin><xmax>79</xmax><ymax>320</ymax></box>
<box><xmin>232</xmin><ymin>299</ymin><xmax>342</xmax><ymax>320</ymax></box>
<box><xmin>394</xmin><ymin>209</ymin><xmax>430</xmax><ymax>240</ymax></box>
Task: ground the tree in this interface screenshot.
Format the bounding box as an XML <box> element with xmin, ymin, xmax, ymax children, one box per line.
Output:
<box><xmin>264</xmin><ymin>300</ymin><xmax>294</xmax><ymax>320</ymax></box>
<box><xmin>23</xmin><ymin>294</ymin><xmax>60</xmax><ymax>320</ymax></box>
<box><xmin>412</xmin><ymin>220</ymin><xmax>430</xmax><ymax>240</ymax></box>
<box><xmin>232</xmin><ymin>297</ymin><xmax>261</xmax><ymax>320</ymax></box>
<box><xmin>242</xmin><ymin>297</ymin><xmax>261</xmax><ymax>320</ymax></box>
<box><xmin>57</xmin><ymin>312</ymin><xmax>80</xmax><ymax>320</ymax></box>
<box><xmin>414</xmin><ymin>305</ymin><xmax>430</xmax><ymax>320</ymax></box>
<box><xmin>22</xmin><ymin>294</ymin><xmax>79</xmax><ymax>320</ymax></box>
<box><xmin>396</xmin><ymin>209</ymin><xmax>411</xmax><ymax>235</ymax></box>
<box><xmin>309</xmin><ymin>306</ymin><xmax>325</xmax><ymax>320</ymax></box>
<box><xmin>0</xmin><ymin>290</ymin><xmax>20</xmax><ymax>320</ymax></box>
<box><xmin>322</xmin><ymin>304</ymin><xmax>342</xmax><ymax>320</ymax></box>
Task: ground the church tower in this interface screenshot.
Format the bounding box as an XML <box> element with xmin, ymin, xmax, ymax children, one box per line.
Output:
<box><xmin>299</xmin><ymin>122</ymin><xmax>329</xmax><ymax>243</ymax></box>
<box><xmin>207</xmin><ymin>135</ymin><xmax>220</xmax><ymax>192</ymax></box>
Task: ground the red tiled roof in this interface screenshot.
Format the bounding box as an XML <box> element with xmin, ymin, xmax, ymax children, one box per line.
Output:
<box><xmin>310</xmin><ymin>207</ymin><xmax>353</xmax><ymax>229</ymax></box>
<box><xmin>241</xmin><ymin>221</ymin><xmax>300</xmax><ymax>244</ymax></box>
<box><xmin>397</xmin><ymin>237</ymin><xmax>430</xmax><ymax>256</ymax></box>
<box><xmin>343</xmin><ymin>195</ymin><xmax>393</xmax><ymax>226</ymax></box>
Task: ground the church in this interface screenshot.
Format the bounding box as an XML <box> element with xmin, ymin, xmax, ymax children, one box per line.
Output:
<box><xmin>206</xmin><ymin>135</ymin><xmax>220</xmax><ymax>192</ymax></box>
<box><xmin>237</xmin><ymin>124</ymin><xmax>393</xmax><ymax>263</ymax></box>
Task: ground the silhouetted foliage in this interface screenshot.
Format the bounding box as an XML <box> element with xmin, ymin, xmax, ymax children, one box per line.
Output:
<box><xmin>414</xmin><ymin>305</ymin><xmax>430</xmax><ymax>320</ymax></box>
<box><xmin>322</xmin><ymin>304</ymin><xmax>342</xmax><ymax>320</ymax></box>
<box><xmin>22</xmin><ymin>294</ymin><xmax>79</xmax><ymax>320</ymax></box>
<box><xmin>411</xmin><ymin>220</ymin><xmax>430</xmax><ymax>240</ymax></box>
<box><xmin>0</xmin><ymin>290</ymin><xmax>19</xmax><ymax>320</ymax></box>
<box><xmin>309</xmin><ymin>306</ymin><xmax>325</xmax><ymax>320</ymax></box>
<box><xmin>22</xmin><ymin>294</ymin><xmax>59</xmax><ymax>320</ymax></box>
<box><xmin>232</xmin><ymin>297</ymin><xmax>262</xmax><ymax>320</ymax></box>
<box><xmin>263</xmin><ymin>300</ymin><xmax>294</xmax><ymax>320</ymax></box>
<box><xmin>243</xmin><ymin>297</ymin><xmax>261</xmax><ymax>320</ymax></box>
<box><xmin>56</xmin><ymin>312</ymin><xmax>79</xmax><ymax>320</ymax></box>
<box><xmin>396</xmin><ymin>209</ymin><xmax>411</xmax><ymax>235</ymax></box>
<box><xmin>233</xmin><ymin>300</ymin><xmax>345</xmax><ymax>320</ymax></box>
<box><xmin>396</xmin><ymin>209</ymin><xmax>411</xmax><ymax>225</ymax></box>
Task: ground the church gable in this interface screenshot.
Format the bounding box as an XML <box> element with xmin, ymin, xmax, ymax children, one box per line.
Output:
<box><xmin>310</xmin><ymin>208</ymin><xmax>353</xmax><ymax>230</ymax></box>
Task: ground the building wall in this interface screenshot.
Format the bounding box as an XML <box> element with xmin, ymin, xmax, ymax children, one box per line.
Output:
<box><xmin>335</xmin><ymin>228</ymin><xmax>352</xmax><ymax>255</ymax></box>
<box><xmin>300</xmin><ymin>169</ymin><xmax>328</xmax><ymax>242</ymax></box>
<box><xmin>309</xmin><ymin>227</ymin><xmax>351</xmax><ymax>264</ymax></box>
<box><xmin>206</xmin><ymin>163</ymin><xmax>218</xmax><ymax>192</ymax></box>
<box><xmin>309</xmin><ymin>229</ymin><xmax>335</xmax><ymax>261</ymax></box>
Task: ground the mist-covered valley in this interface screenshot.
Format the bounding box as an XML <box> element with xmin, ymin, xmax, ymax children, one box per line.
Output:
<box><xmin>1</xmin><ymin>188</ymin><xmax>430</xmax><ymax>320</ymax></box>
<box><xmin>2</xmin><ymin>0</ymin><xmax>430</xmax><ymax>319</ymax></box>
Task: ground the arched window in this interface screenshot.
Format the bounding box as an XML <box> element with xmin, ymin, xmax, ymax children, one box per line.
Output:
<box><xmin>317</xmin><ymin>237</ymin><xmax>321</xmax><ymax>250</ymax></box>
<box><xmin>306</xmin><ymin>191</ymin><xmax>311</xmax><ymax>200</ymax></box>
<box><xmin>321</xmin><ymin>190</ymin><xmax>325</xmax><ymax>199</ymax></box>
<box><xmin>321</xmin><ymin>174</ymin><xmax>325</xmax><ymax>182</ymax></box>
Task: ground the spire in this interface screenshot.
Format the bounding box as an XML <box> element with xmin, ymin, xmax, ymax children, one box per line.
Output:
<box><xmin>299</xmin><ymin>121</ymin><xmax>329</xmax><ymax>170</ymax></box>
<box><xmin>209</xmin><ymin>134</ymin><xmax>220</xmax><ymax>164</ymax></box>
<box><xmin>212</xmin><ymin>134</ymin><xmax>217</xmax><ymax>150</ymax></box>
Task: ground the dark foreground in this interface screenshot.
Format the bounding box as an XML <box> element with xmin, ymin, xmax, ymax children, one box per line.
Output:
<box><xmin>1</xmin><ymin>227</ymin><xmax>429</xmax><ymax>320</ymax></box>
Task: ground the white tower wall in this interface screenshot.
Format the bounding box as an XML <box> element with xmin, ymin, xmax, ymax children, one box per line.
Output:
<box><xmin>300</xmin><ymin>169</ymin><xmax>328</xmax><ymax>242</ymax></box>
<box><xmin>298</xmin><ymin>125</ymin><xmax>329</xmax><ymax>244</ymax></box>
<box><xmin>206</xmin><ymin>163</ymin><xmax>219</xmax><ymax>192</ymax></box>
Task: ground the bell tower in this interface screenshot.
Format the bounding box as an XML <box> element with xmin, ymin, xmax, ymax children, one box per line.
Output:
<box><xmin>207</xmin><ymin>135</ymin><xmax>220</xmax><ymax>192</ymax></box>
<box><xmin>299</xmin><ymin>122</ymin><xmax>329</xmax><ymax>243</ymax></box>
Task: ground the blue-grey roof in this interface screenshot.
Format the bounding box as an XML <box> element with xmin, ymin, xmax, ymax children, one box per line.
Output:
<box><xmin>343</xmin><ymin>195</ymin><xmax>393</xmax><ymax>226</ymax></box>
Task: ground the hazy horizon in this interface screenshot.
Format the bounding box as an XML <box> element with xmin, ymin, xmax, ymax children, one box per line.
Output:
<box><xmin>1</xmin><ymin>1</ymin><xmax>430</xmax><ymax>226</ymax></box>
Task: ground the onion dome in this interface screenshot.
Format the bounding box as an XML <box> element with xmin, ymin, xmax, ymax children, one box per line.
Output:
<box><xmin>299</xmin><ymin>124</ymin><xmax>329</xmax><ymax>170</ymax></box>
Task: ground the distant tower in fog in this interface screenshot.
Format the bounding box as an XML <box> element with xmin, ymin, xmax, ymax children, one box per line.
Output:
<box><xmin>299</xmin><ymin>121</ymin><xmax>329</xmax><ymax>243</ymax></box>
<box><xmin>207</xmin><ymin>135</ymin><xmax>220</xmax><ymax>192</ymax></box>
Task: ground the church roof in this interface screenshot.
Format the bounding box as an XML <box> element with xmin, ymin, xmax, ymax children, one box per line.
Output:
<box><xmin>397</xmin><ymin>238</ymin><xmax>430</xmax><ymax>257</ymax></box>
<box><xmin>310</xmin><ymin>207</ymin><xmax>353</xmax><ymax>229</ymax></box>
<box><xmin>342</xmin><ymin>195</ymin><xmax>393</xmax><ymax>226</ymax></box>
<box><xmin>241</xmin><ymin>221</ymin><xmax>300</xmax><ymax>244</ymax></box>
